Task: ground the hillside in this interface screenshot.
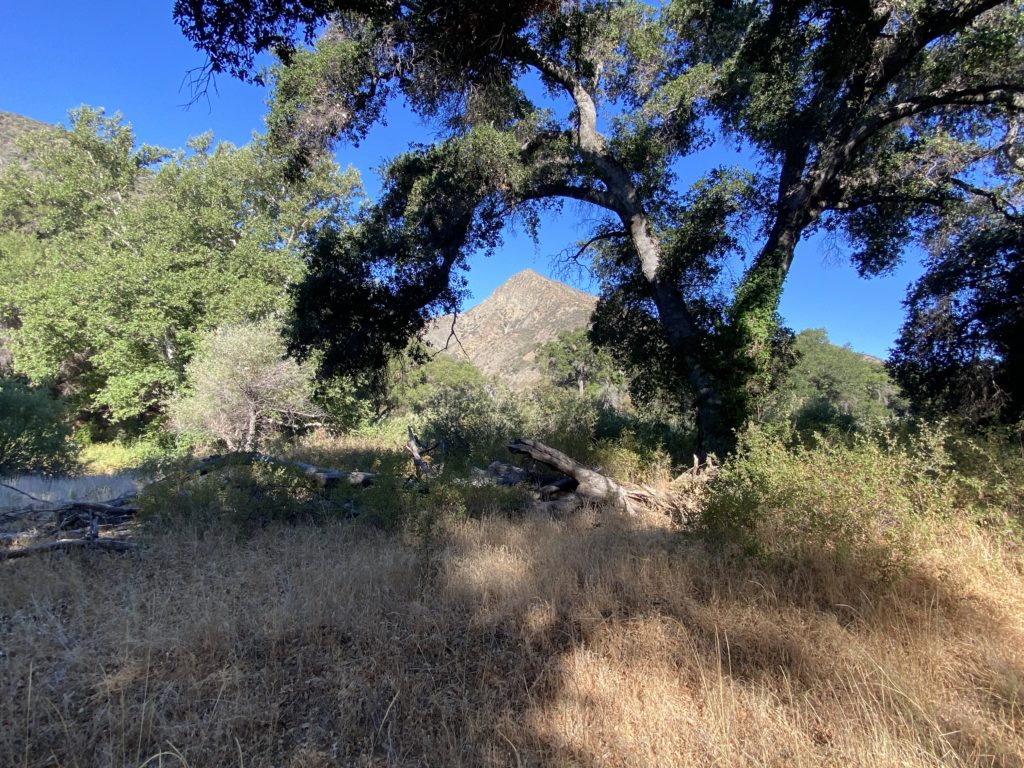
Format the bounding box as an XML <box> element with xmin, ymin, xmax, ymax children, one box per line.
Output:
<box><xmin>424</xmin><ymin>269</ymin><xmax>597</xmax><ymax>388</ymax></box>
<box><xmin>0</xmin><ymin>110</ymin><xmax>48</xmax><ymax>166</ymax></box>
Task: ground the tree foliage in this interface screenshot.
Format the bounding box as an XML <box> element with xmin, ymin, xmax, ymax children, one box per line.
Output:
<box><xmin>0</xmin><ymin>107</ymin><xmax>361</xmax><ymax>427</ymax></box>
<box><xmin>764</xmin><ymin>329</ymin><xmax>904</xmax><ymax>433</ymax></box>
<box><xmin>169</xmin><ymin>320</ymin><xmax>323</xmax><ymax>452</ymax></box>
<box><xmin>889</xmin><ymin>195</ymin><xmax>1023</xmax><ymax>425</ymax></box>
<box><xmin>0</xmin><ymin>378</ymin><xmax>76</xmax><ymax>475</ymax></box>
<box><xmin>176</xmin><ymin>0</ymin><xmax>1024</xmax><ymax>452</ymax></box>
<box><xmin>538</xmin><ymin>328</ymin><xmax>625</xmax><ymax>401</ymax></box>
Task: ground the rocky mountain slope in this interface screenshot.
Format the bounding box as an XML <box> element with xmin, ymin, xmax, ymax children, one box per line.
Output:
<box><xmin>424</xmin><ymin>269</ymin><xmax>597</xmax><ymax>388</ymax></box>
<box><xmin>0</xmin><ymin>110</ymin><xmax>48</xmax><ymax>167</ymax></box>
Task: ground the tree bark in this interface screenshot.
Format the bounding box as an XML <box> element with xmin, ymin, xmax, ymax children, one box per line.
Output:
<box><xmin>244</xmin><ymin>406</ymin><xmax>259</xmax><ymax>453</ymax></box>
<box><xmin>507</xmin><ymin>438</ymin><xmax>637</xmax><ymax>514</ymax></box>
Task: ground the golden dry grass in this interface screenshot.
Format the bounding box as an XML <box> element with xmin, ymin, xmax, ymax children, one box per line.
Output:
<box><xmin>1</xmin><ymin>508</ymin><xmax>1022</xmax><ymax>767</ymax></box>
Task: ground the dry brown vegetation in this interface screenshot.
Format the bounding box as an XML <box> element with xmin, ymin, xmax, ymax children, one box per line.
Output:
<box><xmin>2</xmin><ymin>503</ymin><xmax>1023</xmax><ymax>767</ymax></box>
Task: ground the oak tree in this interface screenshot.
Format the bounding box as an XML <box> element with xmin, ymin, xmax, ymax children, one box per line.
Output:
<box><xmin>0</xmin><ymin>107</ymin><xmax>361</xmax><ymax>427</ymax></box>
<box><xmin>176</xmin><ymin>0</ymin><xmax>1024</xmax><ymax>453</ymax></box>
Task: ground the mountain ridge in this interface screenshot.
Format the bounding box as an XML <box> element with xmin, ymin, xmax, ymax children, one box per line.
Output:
<box><xmin>424</xmin><ymin>269</ymin><xmax>597</xmax><ymax>388</ymax></box>
<box><xmin>0</xmin><ymin>110</ymin><xmax>49</xmax><ymax>167</ymax></box>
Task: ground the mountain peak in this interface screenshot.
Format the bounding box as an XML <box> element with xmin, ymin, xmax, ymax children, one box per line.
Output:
<box><xmin>494</xmin><ymin>268</ymin><xmax>594</xmax><ymax>300</ymax></box>
<box><xmin>424</xmin><ymin>271</ymin><xmax>597</xmax><ymax>387</ymax></box>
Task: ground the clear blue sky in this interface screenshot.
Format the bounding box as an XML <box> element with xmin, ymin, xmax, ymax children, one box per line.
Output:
<box><xmin>1</xmin><ymin>1</ymin><xmax>922</xmax><ymax>358</ymax></box>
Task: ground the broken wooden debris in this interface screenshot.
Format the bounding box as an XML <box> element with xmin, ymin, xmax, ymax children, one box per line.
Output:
<box><xmin>189</xmin><ymin>453</ymin><xmax>376</xmax><ymax>488</ymax></box>
<box><xmin>507</xmin><ymin>437</ymin><xmax>638</xmax><ymax>514</ymax></box>
<box><xmin>0</xmin><ymin>537</ymin><xmax>136</xmax><ymax>562</ymax></box>
<box><xmin>505</xmin><ymin>437</ymin><xmax>696</xmax><ymax>519</ymax></box>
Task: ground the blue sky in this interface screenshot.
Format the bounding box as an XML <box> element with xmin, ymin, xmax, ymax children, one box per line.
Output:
<box><xmin>1</xmin><ymin>1</ymin><xmax>922</xmax><ymax>358</ymax></box>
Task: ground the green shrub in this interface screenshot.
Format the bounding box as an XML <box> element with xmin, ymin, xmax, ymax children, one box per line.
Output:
<box><xmin>138</xmin><ymin>458</ymin><xmax>325</xmax><ymax>532</ymax></box>
<box><xmin>420</xmin><ymin>382</ymin><xmax>525</xmax><ymax>466</ymax></box>
<box><xmin>700</xmin><ymin>424</ymin><xmax>959</xmax><ymax>574</ymax></box>
<box><xmin>168</xmin><ymin>320</ymin><xmax>322</xmax><ymax>453</ymax></box>
<box><xmin>0</xmin><ymin>378</ymin><xmax>76</xmax><ymax>474</ymax></box>
<box><xmin>945</xmin><ymin>422</ymin><xmax>1024</xmax><ymax>532</ymax></box>
<box><xmin>79</xmin><ymin>434</ymin><xmax>186</xmax><ymax>474</ymax></box>
<box><xmin>590</xmin><ymin>430</ymin><xmax>674</xmax><ymax>485</ymax></box>
<box><xmin>521</xmin><ymin>386</ymin><xmax>600</xmax><ymax>460</ymax></box>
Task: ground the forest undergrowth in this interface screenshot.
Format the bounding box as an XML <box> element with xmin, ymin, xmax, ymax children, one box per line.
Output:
<box><xmin>2</xmin><ymin>426</ymin><xmax>1023</xmax><ymax>767</ymax></box>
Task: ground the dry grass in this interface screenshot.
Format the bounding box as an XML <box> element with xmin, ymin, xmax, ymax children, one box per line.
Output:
<box><xmin>1</xmin><ymin>508</ymin><xmax>1022</xmax><ymax>767</ymax></box>
<box><xmin>1</xmin><ymin>474</ymin><xmax>143</xmax><ymax>511</ymax></box>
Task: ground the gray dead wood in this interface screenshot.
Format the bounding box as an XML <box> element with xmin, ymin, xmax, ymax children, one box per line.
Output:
<box><xmin>505</xmin><ymin>438</ymin><xmax>695</xmax><ymax>518</ymax></box>
<box><xmin>483</xmin><ymin>460</ymin><xmax>577</xmax><ymax>492</ymax></box>
<box><xmin>0</xmin><ymin>537</ymin><xmax>136</xmax><ymax>562</ymax></box>
<box><xmin>507</xmin><ymin>438</ymin><xmax>638</xmax><ymax>514</ymax></box>
<box><xmin>189</xmin><ymin>453</ymin><xmax>375</xmax><ymax>488</ymax></box>
<box><xmin>406</xmin><ymin>427</ymin><xmax>439</xmax><ymax>480</ymax></box>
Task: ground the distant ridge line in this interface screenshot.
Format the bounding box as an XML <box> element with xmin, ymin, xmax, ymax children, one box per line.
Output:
<box><xmin>424</xmin><ymin>269</ymin><xmax>597</xmax><ymax>388</ymax></box>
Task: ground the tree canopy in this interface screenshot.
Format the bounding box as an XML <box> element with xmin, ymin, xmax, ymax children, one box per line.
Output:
<box><xmin>765</xmin><ymin>329</ymin><xmax>904</xmax><ymax>433</ymax></box>
<box><xmin>175</xmin><ymin>0</ymin><xmax>1024</xmax><ymax>452</ymax></box>
<box><xmin>0</xmin><ymin>107</ymin><xmax>361</xmax><ymax>428</ymax></box>
<box><xmin>889</xmin><ymin>192</ymin><xmax>1022</xmax><ymax>426</ymax></box>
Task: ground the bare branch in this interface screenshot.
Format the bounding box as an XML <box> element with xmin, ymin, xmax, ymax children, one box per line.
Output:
<box><xmin>949</xmin><ymin>177</ymin><xmax>1020</xmax><ymax>219</ymax></box>
<box><xmin>0</xmin><ymin>482</ymin><xmax>57</xmax><ymax>506</ymax></box>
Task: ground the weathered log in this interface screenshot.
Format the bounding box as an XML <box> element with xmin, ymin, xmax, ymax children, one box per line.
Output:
<box><xmin>507</xmin><ymin>438</ymin><xmax>637</xmax><ymax>514</ymax></box>
<box><xmin>536</xmin><ymin>475</ymin><xmax>579</xmax><ymax>499</ymax></box>
<box><xmin>53</xmin><ymin>492</ymin><xmax>140</xmax><ymax>528</ymax></box>
<box><xmin>188</xmin><ymin>453</ymin><xmax>375</xmax><ymax>488</ymax></box>
<box><xmin>484</xmin><ymin>460</ymin><xmax>532</xmax><ymax>486</ymax></box>
<box><xmin>0</xmin><ymin>537</ymin><xmax>136</xmax><ymax>562</ymax></box>
<box><xmin>504</xmin><ymin>438</ymin><xmax>700</xmax><ymax>519</ymax></box>
<box><xmin>533</xmin><ymin>494</ymin><xmax>584</xmax><ymax>515</ymax></box>
<box><xmin>483</xmin><ymin>460</ymin><xmax>577</xmax><ymax>493</ymax></box>
<box><xmin>406</xmin><ymin>427</ymin><xmax>438</xmax><ymax>479</ymax></box>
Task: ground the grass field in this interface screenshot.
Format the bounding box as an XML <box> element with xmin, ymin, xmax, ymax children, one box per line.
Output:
<box><xmin>2</xmin><ymin>502</ymin><xmax>1022</xmax><ymax>767</ymax></box>
<box><xmin>0</xmin><ymin>473</ymin><xmax>142</xmax><ymax>511</ymax></box>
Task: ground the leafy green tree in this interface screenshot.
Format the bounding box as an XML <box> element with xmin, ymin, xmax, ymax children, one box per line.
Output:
<box><xmin>393</xmin><ymin>352</ymin><xmax>487</xmax><ymax>413</ymax></box>
<box><xmin>169</xmin><ymin>320</ymin><xmax>322</xmax><ymax>452</ymax></box>
<box><xmin>889</xmin><ymin>203</ymin><xmax>1022</xmax><ymax>425</ymax></box>
<box><xmin>764</xmin><ymin>329</ymin><xmax>903</xmax><ymax>433</ymax></box>
<box><xmin>176</xmin><ymin>0</ymin><xmax>1022</xmax><ymax>454</ymax></box>
<box><xmin>538</xmin><ymin>328</ymin><xmax>625</xmax><ymax>400</ymax></box>
<box><xmin>0</xmin><ymin>107</ymin><xmax>361</xmax><ymax>427</ymax></box>
<box><xmin>0</xmin><ymin>378</ymin><xmax>76</xmax><ymax>474</ymax></box>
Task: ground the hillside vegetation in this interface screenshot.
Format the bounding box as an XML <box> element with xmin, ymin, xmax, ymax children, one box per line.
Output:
<box><xmin>2</xmin><ymin>0</ymin><xmax>1023</xmax><ymax>758</ymax></box>
<box><xmin>0</xmin><ymin>110</ymin><xmax>47</xmax><ymax>167</ymax></box>
<box><xmin>423</xmin><ymin>269</ymin><xmax>597</xmax><ymax>389</ymax></box>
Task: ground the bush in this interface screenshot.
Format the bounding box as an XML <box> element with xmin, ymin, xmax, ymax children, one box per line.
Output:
<box><xmin>138</xmin><ymin>457</ymin><xmax>326</xmax><ymax>532</ymax></box>
<box><xmin>0</xmin><ymin>378</ymin><xmax>76</xmax><ymax>474</ymax></box>
<box><xmin>78</xmin><ymin>435</ymin><xmax>186</xmax><ymax>474</ymax></box>
<box><xmin>521</xmin><ymin>386</ymin><xmax>600</xmax><ymax>460</ymax></box>
<box><xmin>945</xmin><ymin>422</ymin><xmax>1024</xmax><ymax>531</ymax></box>
<box><xmin>419</xmin><ymin>381</ymin><xmax>525</xmax><ymax>466</ymax></box>
<box><xmin>169</xmin><ymin>320</ymin><xmax>322</xmax><ymax>452</ymax></box>
<box><xmin>700</xmin><ymin>424</ymin><xmax>959</xmax><ymax>575</ymax></box>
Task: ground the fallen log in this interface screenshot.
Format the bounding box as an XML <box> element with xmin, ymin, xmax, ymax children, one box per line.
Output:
<box><xmin>507</xmin><ymin>438</ymin><xmax>638</xmax><ymax>514</ymax></box>
<box><xmin>189</xmin><ymin>453</ymin><xmax>375</xmax><ymax>489</ymax></box>
<box><xmin>0</xmin><ymin>537</ymin><xmax>136</xmax><ymax>562</ymax></box>
<box><xmin>505</xmin><ymin>438</ymin><xmax>697</xmax><ymax>519</ymax></box>
<box><xmin>56</xmin><ymin>493</ymin><xmax>140</xmax><ymax>530</ymax></box>
<box><xmin>483</xmin><ymin>460</ymin><xmax>576</xmax><ymax>493</ymax></box>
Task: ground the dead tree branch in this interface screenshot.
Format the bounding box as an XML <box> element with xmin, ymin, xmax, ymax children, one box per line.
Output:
<box><xmin>0</xmin><ymin>537</ymin><xmax>136</xmax><ymax>562</ymax></box>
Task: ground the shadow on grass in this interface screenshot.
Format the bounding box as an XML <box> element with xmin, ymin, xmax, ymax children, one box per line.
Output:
<box><xmin>2</xmin><ymin>509</ymin><xmax>1022</xmax><ymax>766</ymax></box>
